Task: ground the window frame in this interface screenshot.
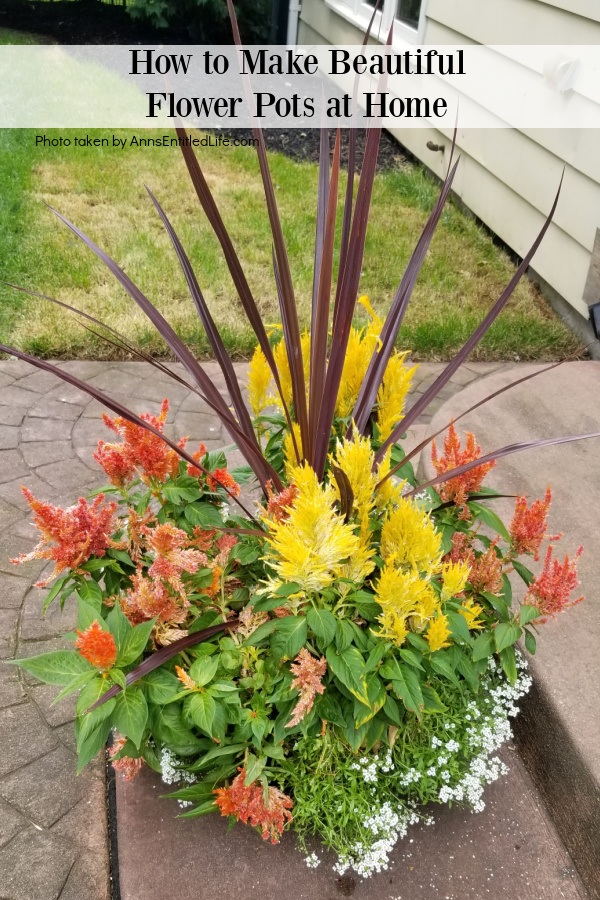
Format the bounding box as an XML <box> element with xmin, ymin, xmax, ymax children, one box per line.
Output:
<box><xmin>324</xmin><ymin>0</ymin><xmax>427</xmax><ymax>44</ymax></box>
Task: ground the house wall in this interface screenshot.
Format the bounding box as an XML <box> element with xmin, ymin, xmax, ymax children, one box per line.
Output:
<box><xmin>298</xmin><ymin>0</ymin><xmax>600</xmax><ymax>323</ymax></box>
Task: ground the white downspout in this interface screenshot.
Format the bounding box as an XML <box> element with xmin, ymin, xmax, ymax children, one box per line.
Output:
<box><xmin>287</xmin><ymin>0</ymin><xmax>302</xmax><ymax>46</ymax></box>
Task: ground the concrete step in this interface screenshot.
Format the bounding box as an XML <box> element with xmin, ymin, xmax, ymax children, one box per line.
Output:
<box><xmin>420</xmin><ymin>361</ymin><xmax>600</xmax><ymax>900</ymax></box>
<box><xmin>115</xmin><ymin>747</ymin><xmax>588</xmax><ymax>900</ymax></box>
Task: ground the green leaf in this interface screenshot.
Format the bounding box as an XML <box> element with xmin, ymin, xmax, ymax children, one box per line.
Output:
<box><xmin>244</xmin><ymin>753</ymin><xmax>265</xmax><ymax>786</ymax></box>
<box><xmin>481</xmin><ymin>592</ymin><xmax>510</xmax><ymax>621</ymax></box>
<box><xmin>189</xmin><ymin>655</ymin><xmax>219</xmax><ymax>687</ymax></box>
<box><xmin>76</xmin><ymin>675</ymin><xmax>113</xmax><ymax>715</ymax></box>
<box><xmin>335</xmin><ymin>619</ymin><xmax>354</xmax><ymax>652</ymax></box>
<box><xmin>184</xmin><ymin>503</ymin><xmax>224</xmax><ymax>528</ymax></box>
<box><xmin>456</xmin><ymin>653</ymin><xmax>479</xmax><ymax>692</ymax></box>
<box><xmin>364</xmin><ymin>640</ymin><xmax>389</xmax><ymax>673</ymax></box>
<box><xmin>53</xmin><ymin>668</ymin><xmax>98</xmax><ymax>704</ymax></box>
<box><xmin>117</xmin><ymin>619</ymin><xmax>155</xmax><ymax>668</ymax></box>
<box><xmin>108</xmin><ymin>668</ymin><xmax>127</xmax><ymax>690</ymax></box>
<box><xmin>187</xmin><ymin>692</ymin><xmax>216</xmax><ymax>736</ymax></box>
<box><xmin>306</xmin><ymin>608</ymin><xmax>337</xmax><ymax>647</ymax></box>
<box><xmin>390</xmin><ymin>665</ymin><xmax>423</xmax><ymax>716</ymax></box>
<box><xmin>231</xmin><ymin>544</ymin><xmax>261</xmax><ymax>565</ymax></box>
<box><xmin>76</xmin><ymin>719</ymin><xmax>111</xmax><ymax>773</ymax></box>
<box><xmin>326</xmin><ymin>645</ymin><xmax>369</xmax><ymax>705</ymax></box>
<box><xmin>421</xmin><ymin>685</ymin><xmax>447</xmax><ymax>713</ymax></box>
<box><xmin>524</xmin><ymin>630</ymin><xmax>537</xmax><ymax>654</ymax></box>
<box><xmin>243</xmin><ymin>619</ymin><xmax>280</xmax><ymax>646</ymax></box>
<box><xmin>163</xmin><ymin>482</ymin><xmax>201</xmax><ymax>504</ymax></box>
<box><xmin>406</xmin><ymin>632</ymin><xmax>430</xmax><ymax>653</ymax></box>
<box><xmin>270</xmin><ymin>616</ymin><xmax>307</xmax><ymax>661</ymax></box>
<box><xmin>179</xmin><ymin>799</ymin><xmax>218</xmax><ymax>818</ymax></box>
<box><xmin>494</xmin><ymin>622</ymin><xmax>522</xmax><ymax>653</ymax></box>
<box><xmin>469</xmin><ymin>502</ymin><xmax>511</xmax><ymax>542</ymax></box>
<box><xmin>383</xmin><ymin>693</ymin><xmax>404</xmax><ymax>726</ymax></box>
<box><xmin>447</xmin><ymin>611</ymin><xmax>473</xmax><ymax>645</ymax></box>
<box><xmin>472</xmin><ymin>631</ymin><xmax>495</xmax><ymax>662</ymax></box>
<box><xmin>249</xmin><ymin>595</ymin><xmax>289</xmax><ymax>613</ymax></box>
<box><xmin>428</xmin><ymin>652</ymin><xmax>462</xmax><ymax>689</ymax></box>
<box><xmin>512</xmin><ymin>559</ymin><xmax>535</xmax><ymax>587</ymax></box>
<box><xmin>11</xmin><ymin>651</ymin><xmax>92</xmax><ymax>686</ymax></box>
<box><xmin>112</xmin><ymin>686</ymin><xmax>148</xmax><ymax>749</ymax></box>
<box><xmin>75</xmin><ymin>578</ymin><xmax>103</xmax><ymax>610</ymax></box>
<box><xmin>273</xmin><ymin>582</ymin><xmax>302</xmax><ymax>598</ymax></box>
<box><xmin>107</xmin><ymin>549</ymin><xmax>135</xmax><ymax>568</ymax></box>
<box><xmin>398</xmin><ymin>648</ymin><xmax>425</xmax><ymax>672</ymax></box>
<box><xmin>78</xmin><ymin>696</ymin><xmax>116</xmax><ymax>745</ymax></box>
<box><xmin>346</xmin><ymin>591</ymin><xmax>381</xmax><ymax>621</ymax></box>
<box><xmin>106</xmin><ymin>602</ymin><xmax>132</xmax><ymax>646</ymax></box>
<box><xmin>315</xmin><ymin>693</ymin><xmax>347</xmax><ymax>728</ymax></box>
<box><xmin>142</xmin><ymin>669</ymin><xmax>181</xmax><ymax>704</ymax></box>
<box><xmin>519</xmin><ymin>605</ymin><xmax>539</xmax><ymax>626</ymax></box>
<box><xmin>75</xmin><ymin>597</ymin><xmax>101</xmax><ymax>632</ymax></box>
<box><xmin>150</xmin><ymin>705</ymin><xmax>205</xmax><ymax>756</ymax></box>
<box><xmin>499</xmin><ymin>646</ymin><xmax>518</xmax><ymax>684</ymax></box>
<box><xmin>190</xmin><ymin>742</ymin><xmax>247</xmax><ymax>772</ymax></box>
<box><xmin>42</xmin><ymin>576</ymin><xmax>69</xmax><ymax>614</ymax></box>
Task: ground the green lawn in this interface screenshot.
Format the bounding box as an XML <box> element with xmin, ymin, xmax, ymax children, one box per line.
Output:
<box><xmin>0</xmin><ymin>29</ymin><xmax>580</xmax><ymax>361</ymax></box>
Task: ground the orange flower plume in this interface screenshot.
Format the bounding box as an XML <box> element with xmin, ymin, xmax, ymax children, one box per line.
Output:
<box><xmin>525</xmin><ymin>545</ymin><xmax>584</xmax><ymax>621</ymax></box>
<box><xmin>509</xmin><ymin>487</ymin><xmax>561</xmax><ymax>560</ymax></box>
<box><xmin>186</xmin><ymin>443</ymin><xmax>208</xmax><ymax>477</ymax></box>
<box><xmin>431</xmin><ymin>423</ymin><xmax>495</xmax><ymax>518</ymax></box>
<box><xmin>286</xmin><ymin>649</ymin><xmax>327</xmax><ymax>728</ymax></box>
<box><xmin>144</xmin><ymin>523</ymin><xmax>208</xmax><ymax>597</ymax></box>
<box><xmin>109</xmin><ymin>736</ymin><xmax>143</xmax><ymax>781</ymax></box>
<box><xmin>13</xmin><ymin>488</ymin><xmax>118</xmax><ymax>585</ymax></box>
<box><xmin>100</xmin><ymin>399</ymin><xmax>186</xmax><ymax>484</ymax></box>
<box><xmin>266</xmin><ymin>481</ymin><xmax>299</xmax><ymax>523</ymax></box>
<box><xmin>207</xmin><ymin>468</ymin><xmax>241</xmax><ymax>497</ymax></box>
<box><xmin>214</xmin><ymin>768</ymin><xmax>293</xmax><ymax>843</ymax></box>
<box><xmin>75</xmin><ymin>621</ymin><xmax>117</xmax><ymax>670</ymax></box>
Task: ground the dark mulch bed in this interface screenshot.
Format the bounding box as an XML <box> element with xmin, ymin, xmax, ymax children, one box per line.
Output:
<box><xmin>208</xmin><ymin>127</ymin><xmax>408</xmax><ymax>171</ymax></box>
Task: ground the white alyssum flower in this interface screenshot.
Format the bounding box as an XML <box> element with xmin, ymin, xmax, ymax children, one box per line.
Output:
<box><xmin>305</xmin><ymin>852</ymin><xmax>321</xmax><ymax>869</ymax></box>
<box><xmin>160</xmin><ymin>748</ymin><xmax>196</xmax><ymax>785</ymax></box>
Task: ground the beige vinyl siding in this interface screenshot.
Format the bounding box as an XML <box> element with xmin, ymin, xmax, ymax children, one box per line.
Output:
<box><xmin>298</xmin><ymin>0</ymin><xmax>600</xmax><ymax>323</ymax></box>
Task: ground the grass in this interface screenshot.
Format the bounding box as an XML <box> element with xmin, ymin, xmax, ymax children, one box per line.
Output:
<box><xmin>0</xmin><ymin>32</ymin><xmax>580</xmax><ymax>361</ymax></box>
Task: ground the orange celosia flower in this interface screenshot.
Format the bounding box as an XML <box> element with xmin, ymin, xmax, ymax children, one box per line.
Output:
<box><xmin>193</xmin><ymin>528</ymin><xmax>217</xmax><ymax>551</ymax></box>
<box><xmin>431</xmin><ymin>423</ymin><xmax>495</xmax><ymax>518</ymax></box>
<box><xmin>75</xmin><ymin>620</ymin><xmax>117</xmax><ymax>671</ymax></box>
<box><xmin>13</xmin><ymin>489</ymin><xmax>118</xmax><ymax>585</ymax></box>
<box><xmin>207</xmin><ymin>468</ymin><xmax>241</xmax><ymax>497</ymax></box>
<box><xmin>94</xmin><ymin>441</ymin><xmax>135</xmax><ymax>487</ymax></box>
<box><xmin>215</xmin><ymin>533</ymin><xmax>238</xmax><ymax>566</ymax></box>
<box><xmin>186</xmin><ymin>442</ymin><xmax>208</xmax><ymax>477</ymax></box>
<box><xmin>109</xmin><ymin>736</ymin><xmax>144</xmax><ymax>781</ymax></box>
<box><xmin>144</xmin><ymin>523</ymin><xmax>208</xmax><ymax>597</ymax></box>
<box><xmin>266</xmin><ymin>481</ymin><xmax>299</xmax><ymax>523</ymax></box>
<box><xmin>204</xmin><ymin>564</ymin><xmax>223</xmax><ymax>598</ymax></box>
<box><xmin>122</xmin><ymin>571</ymin><xmax>188</xmax><ymax>626</ymax></box>
<box><xmin>509</xmin><ymin>487</ymin><xmax>561</xmax><ymax>561</ymax></box>
<box><xmin>102</xmin><ymin>399</ymin><xmax>185</xmax><ymax>483</ymax></box>
<box><xmin>469</xmin><ymin>540</ymin><xmax>504</xmax><ymax>595</ymax></box>
<box><xmin>446</xmin><ymin>531</ymin><xmax>475</xmax><ymax>568</ymax></box>
<box><xmin>175</xmin><ymin>665</ymin><xmax>196</xmax><ymax>690</ymax></box>
<box><xmin>525</xmin><ymin>544</ymin><xmax>584</xmax><ymax>621</ymax></box>
<box><xmin>286</xmin><ymin>648</ymin><xmax>327</xmax><ymax>728</ymax></box>
<box><xmin>213</xmin><ymin>768</ymin><xmax>293</xmax><ymax>843</ymax></box>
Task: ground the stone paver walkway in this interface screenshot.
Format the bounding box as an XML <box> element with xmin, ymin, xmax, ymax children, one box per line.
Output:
<box><xmin>0</xmin><ymin>357</ymin><xmax>511</xmax><ymax>900</ymax></box>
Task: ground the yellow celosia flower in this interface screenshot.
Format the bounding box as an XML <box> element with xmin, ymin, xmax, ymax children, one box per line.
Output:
<box><xmin>380</xmin><ymin>499</ymin><xmax>443</xmax><ymax>576</ymax></box>
<box><xmin>458</xmin><ymin>598</ymin><xmax>485</xmax><ymax>630</ymax></box>
<box><xmin>283</xmin><ymin>422</ymin><xmax>303</xmax><ymax>475</ymax></box>
<box><xmin>335</xmin><ymin>542</ymin><xmax>375</xmax><ymax>590</ymax></box>
<box><xmin>411</xmin><ymin>587</ymin><xmax>440</xmax><ymax>631</ymax></box>
<box><xmin>376</xmin><ymin>607</ymin><xmax>409</xmax><ymax>647</ymax></box>
<box><xmin>375</xmin><ymin>449</ymin><xmax>406</xmax><ymax>510</ymax></box>
<box><xmin>425</xmin><ymin>614</ymin><xmax>452</xmax><ymax>652</ymax></box>
<box><xmin>263</xmin><ymin>463</ymin><xmax>360</xmax><ymax>595</ymax></box>
<box><xmin>332</xmin><ymin>432</ymin><xmax>376</xmax><ymax>541</ymax></box>
<box><xmin>272</xmin><ymin>338</ymin><xmax>292</xmax><ymax>409</ymax></box>
<box><xmin>247</xmin><ymin>345</ymin><xmax>272</xmax><ymax>416</ymax></box>
<box><xmin>441</xmin><ymin>560</ymin><xmax>471</xmax><ymax>601</ymax></box>
<box><xmin>376</xmin><ymin>352</ymin><xmax>418</xmax><ymax>443</ymax></box>
<box><xmin>335</xmin><ymin>326</ymin><xmax>372</xmax><ymax>418</ymax></box>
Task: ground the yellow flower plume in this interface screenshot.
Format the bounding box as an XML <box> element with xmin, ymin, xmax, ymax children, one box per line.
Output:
<box><xmin>381</xmin><ymin>499</ymin><xmax>443</xmax><ymax>577</ymax></box>
<box><xmin>426</xmin><ymin>614</ymin><xmax>452</xmax><ymax>652</ymax></box>
<box><xmin>263</xmin><ymin>463</ymin><xmax>360</xmax><ymax>595</ymax></box>
<box><xmin>376</xmin><ymin>352</ymin><xmax>418</xmax><ymax>443</ymax></box>
<box><xmin>458</xmin><ymin>598</ymin><xmax>485</xmax><ymax>631</ymax></box>
<box><xmin>247</xmin><ymin>345</ymin><xmax>272</xmax><ymax>416</ymax></box>
<box><xmin>441</xmin><ymin>560</ymin><xmax>471</xmax><ymax>601</ymax></box>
